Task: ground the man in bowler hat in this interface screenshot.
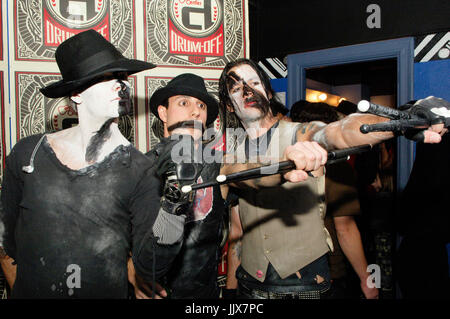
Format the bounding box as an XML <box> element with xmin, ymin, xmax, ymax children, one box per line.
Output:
<box><xmin>128</xmin><ymin>73</ymin><xmax>225</xmax><ymax>299</ymax></box>
<box><xmin>128</xmin><ymin>72</ymin><xmax>337</xmax><ymax>299</ymax></box>
<box><xmin>0</xmin><ymin>30</ymin><xmax>159</xmax><ymax>298</ymax></box>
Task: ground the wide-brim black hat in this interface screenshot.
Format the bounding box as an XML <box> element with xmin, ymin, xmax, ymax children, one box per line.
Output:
<box><xmin>40</xmin><ymin>30</ymin><xmax>156</xmax><ymax>98</ymax></box>
<box><xmin>150</xmin><ymin>73</ymin><xmax>219</xmax><ymax>125</ymax></box>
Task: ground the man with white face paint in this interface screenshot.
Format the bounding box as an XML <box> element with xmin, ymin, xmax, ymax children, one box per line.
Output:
<box><xmin>218</xmin><ymin>58</ymin><xmax>449</xmax><ymax>299</ymax></box>
<box><xmin>0</xmin><ymin>30</ymin><xmax>160</xmax><ymax>298</ymax></box>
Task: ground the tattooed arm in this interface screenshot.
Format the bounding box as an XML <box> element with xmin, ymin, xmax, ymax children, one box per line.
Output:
<box><xmin>295</xmin><ymin>114</ymin><xmax>393</xmax><ymax>150</ymax></box>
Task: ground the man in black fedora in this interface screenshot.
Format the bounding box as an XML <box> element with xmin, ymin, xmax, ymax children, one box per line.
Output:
<box><xmin>0</xmin><ymin>29</ymin><xmax>161</xmax><ymax>298</ymax></box>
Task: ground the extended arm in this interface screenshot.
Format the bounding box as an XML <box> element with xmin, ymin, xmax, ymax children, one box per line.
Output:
<box><xmin>297</xmin><ymin>114</ymin><xmax>393</xmax><ymax>150</ymax></box>
<box><xmin>298</xmin><ymin>97</ymin><xmax>450</xmax><ymax>149</ymax></box>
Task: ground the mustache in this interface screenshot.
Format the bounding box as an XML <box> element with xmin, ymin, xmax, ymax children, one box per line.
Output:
<box><xmin>226</xmin><ymin>72</ymin><xmax>271</xmax><ymax>116</ymax></box>
<box><xmin>245</xmin><ymin>92</ymin><xmax>271</xmax><ymax>115</ymax></box>
<box><xmin>167</xmin><ymin>120</ymin><xmax>205</xmax><ymax>133</ymax></box>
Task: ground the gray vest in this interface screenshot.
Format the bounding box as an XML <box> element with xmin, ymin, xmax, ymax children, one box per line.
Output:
<box><xmin>236</xmin><ymin>120</ymin><xmax>330</xmax><ymax>282</ymax></box>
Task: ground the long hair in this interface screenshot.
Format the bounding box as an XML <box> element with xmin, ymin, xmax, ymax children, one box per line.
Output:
<box><xmin>218</xmin><ymin>58</ymin><xmax>285</xmax><ymax>127</ymax></box>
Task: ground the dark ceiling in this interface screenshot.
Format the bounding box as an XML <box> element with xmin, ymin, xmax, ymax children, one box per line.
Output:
<box><xmin>248</xmin><ymin>0</ymin><xmax>450</xmax><ymax>61</ymax></box>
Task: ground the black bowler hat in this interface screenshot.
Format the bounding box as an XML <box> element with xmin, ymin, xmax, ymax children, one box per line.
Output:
<box><xmin>40</xmin><ymin>30</ymin><xmax>156</xmax><ymax>98</ymax></box>
<box><xmin>150</xmin><ymin>73</ymin><xmax>219</xmax><ymax>125</ymax></box>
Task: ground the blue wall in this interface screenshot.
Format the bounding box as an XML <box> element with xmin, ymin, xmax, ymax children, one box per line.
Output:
<box><xmin>414</xmin><ymin>59</ymin><xmax>450</xmax><ymax>101</ymax></box>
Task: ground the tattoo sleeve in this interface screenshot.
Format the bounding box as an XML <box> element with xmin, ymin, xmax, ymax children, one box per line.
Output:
<box><xmin>296</xmin><ymin>121</ymin><xmax>332</xmax><ymax>149</ymax></box>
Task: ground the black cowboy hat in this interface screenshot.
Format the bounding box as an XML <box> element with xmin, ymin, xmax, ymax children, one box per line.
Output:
<box><xmin>40</xmin><ymin>30</ymin><xmax>156</xmax><ymax>98</ymax></box>
<box><xmin>150</xmin><ymin>73</ymin><xmax>219</xmax><ymax>125</ymax></box>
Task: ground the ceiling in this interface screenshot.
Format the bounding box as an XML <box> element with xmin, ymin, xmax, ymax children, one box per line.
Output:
<box><xmin>248</xmin><ymin>0</ymin><xmax>450</xmax><ymax>61</ymax></box>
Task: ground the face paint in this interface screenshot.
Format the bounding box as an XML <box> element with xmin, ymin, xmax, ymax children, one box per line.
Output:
<box><xmin>78</xmin><ymin>76</ymin><xmax>130</xmax><ymax>119</ymax></box>
<box><xmin>167</xmin><ymin>120</ymin><xmax>205</xmax><ymax>133</ymax></box>
<box><xmin>85</xmin><ymin>118</ymin><xmax>115</xmax><ymax>163</ymax></box>
<box><xmin>226</xmin><ymin>65</ymin><xmax>271</xmax><ymax>124</ymax></box>
<box><xmin>117</xmin><ymin>80</ymin><xmax>132</xmax><ymax>116</ymax></box>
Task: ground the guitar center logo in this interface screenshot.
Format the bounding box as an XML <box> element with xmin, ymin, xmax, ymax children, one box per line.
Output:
<box><xmin>46</xmin><ymin>99</ymin><xmax>135</xmax><ymax>144</ymax></box>
<box><xmin>44</xmin><ymin>0</ymin><xmax>110</xmax><ymax>47</ymax></box>
<box><xmin>169</xmin><ymin>0</ymin><xmax>222</xmax><ymax>37</ymax></box>
<box><xmin>168</xmin><ymin>0</ymin><xmax>224</xmax><ymax>62</ymax></box>
<box><xmin>47</xmin><ymin>99</ymin><xmax>79</xmax><ymax>131</ymax></box>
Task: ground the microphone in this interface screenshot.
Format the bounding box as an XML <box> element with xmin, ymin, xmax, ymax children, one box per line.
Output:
<box><xmin>22</xmin><ymin>164</ymin><xmax>34</xmax><ymax>173</ymax></box>
<box><xmin>357</xmin><ymin>100</ymin><xmax>411</xmax><ymax>120</ymax></box>
<box><xmin>22</xmin><ymin>134</ymin><xmax>47</xmax><ymax>174</ymax></box>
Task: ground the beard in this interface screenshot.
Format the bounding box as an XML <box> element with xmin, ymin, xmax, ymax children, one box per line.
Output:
<box><xmin>85</xmin><ymin>118</ymin><xmax>115</xmax><ymax>164</ymax></box>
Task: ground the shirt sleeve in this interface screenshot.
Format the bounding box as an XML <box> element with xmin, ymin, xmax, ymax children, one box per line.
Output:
<box><xmin>1</xmin><ymin>149</ymin><xmax>24</xmax><ymax>259</ymax></box>
<box><xmin>129</xmin><ymin>162</ymin><xmax>184</xmax><ymax>282</ymax></box>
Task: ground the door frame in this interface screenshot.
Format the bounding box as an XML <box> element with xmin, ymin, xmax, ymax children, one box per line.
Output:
<box><xmin>287</xmin><ymin>37</ymin><xmax>415</xmax><ymax>191</ymax></box>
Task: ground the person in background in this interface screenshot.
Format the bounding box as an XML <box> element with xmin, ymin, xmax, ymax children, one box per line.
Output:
<box><xmin>290</xmin><ymin>100</ymin><xmax>378</xmax><ymax>299</ymax></box>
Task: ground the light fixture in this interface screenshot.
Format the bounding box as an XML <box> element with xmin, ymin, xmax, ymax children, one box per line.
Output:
<box><xmin>305</xmin><ymin>89</ymin><xmax>343</xmax><ymax>106</ymax></box>
<box><xmin>318</xmin><ymin>93</ymin><xmax>327</xmax><ymax>101</ymax></box>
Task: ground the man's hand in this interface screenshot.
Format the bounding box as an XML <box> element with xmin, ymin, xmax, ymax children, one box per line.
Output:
<box><xmin>134</xmin><ymin>276</ymin><xmax>168</xmax><ymax>299</ymax></box>
<box><xmin>282</xmin><ymin>141</ymin><xmax>327</xmax><ymax>182</ymax></box>
<box><xmin>154</xmin><ymin>135</ymin><xmax>202</xmax><ymax>215</ymax></box>
<box><xmin>127</xmin><ymin>257</ymin><xmax>167</xmax><ymax>299</ymax></box>
<box><xmin>401</xmin><ymin>96</ymin><xmax>450</xmax><ymax>143</ymax></box>
<box><xmin>360</xmin><ymin>280</ymin><xmax>379</xmax><ymax>299</ymax></box>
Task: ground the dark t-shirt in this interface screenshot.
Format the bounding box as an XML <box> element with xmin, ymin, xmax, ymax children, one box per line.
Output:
<box><xmin>144</xmin><ymin>143</ymin><xmax>226</xmax><ymax>299</ymax></box>
<box><xmin>1</xmin><ymin>134</ymin><xmax>160</xmax><ymax>298</ymax></box>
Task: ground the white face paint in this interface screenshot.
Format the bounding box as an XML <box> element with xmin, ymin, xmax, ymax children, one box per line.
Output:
<box><xmin>75</xmin><ymin>75</ymin><xmax>131</xmax><ymax>120</ymax></box>
<box><xmin>227</xmin><ymin>64</ymin><xmax>270</xmax><ymax>124</ymax></box>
